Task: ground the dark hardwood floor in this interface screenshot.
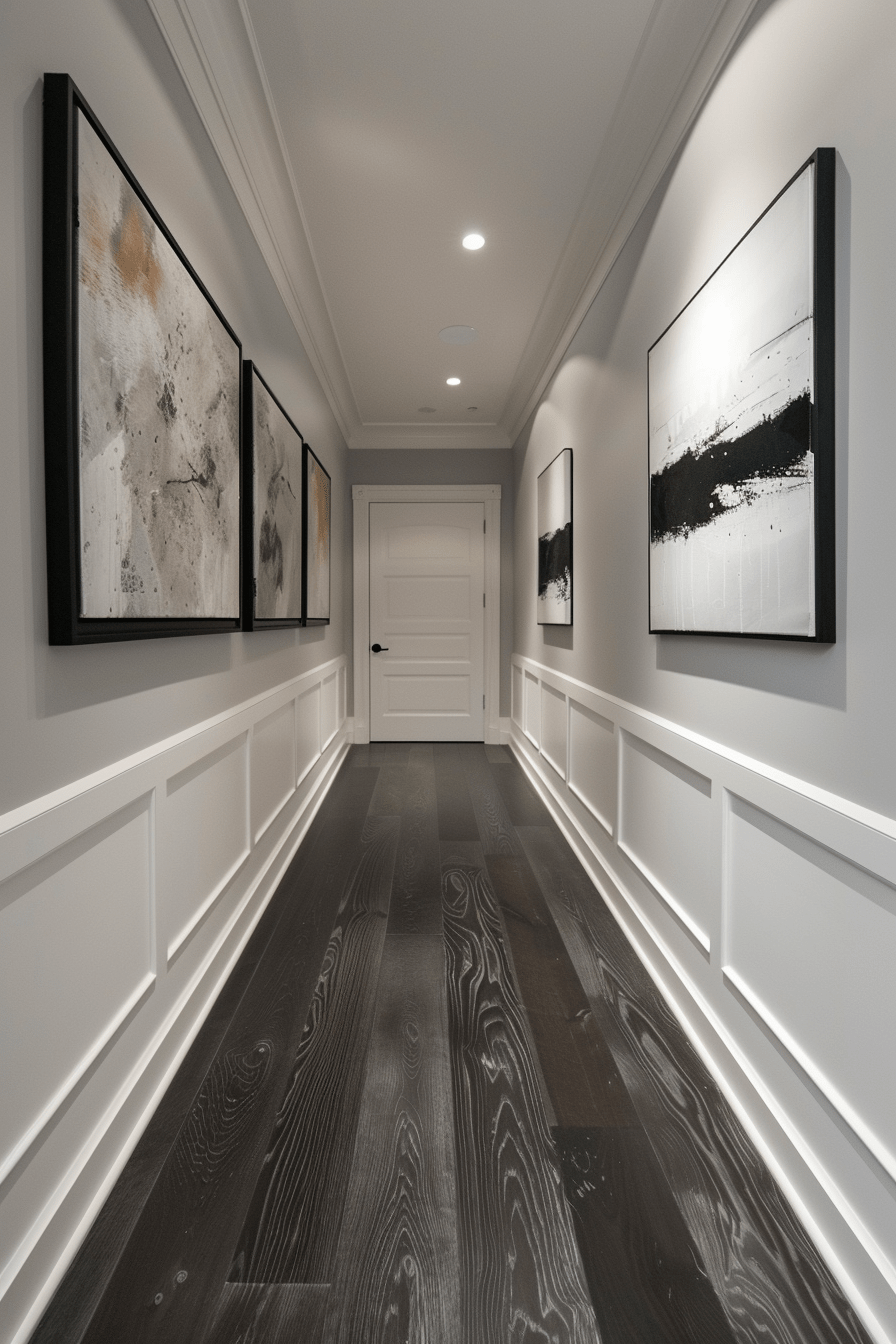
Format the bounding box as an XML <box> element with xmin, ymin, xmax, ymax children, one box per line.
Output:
<box><xmin>33</xmin><ymin>745</ymin><xmax>872</xmax><ymax>1344</ymax></box>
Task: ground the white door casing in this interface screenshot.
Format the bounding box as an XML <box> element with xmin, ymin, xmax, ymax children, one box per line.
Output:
<box><xmin>353</xmin><ymin>485</ymin><xmax>501</xmax><ymax>744</ymax></box>
<box><xmin>369</xmin><ymin>501</ymin><xmax>484</xmax><ymax>741</ymax></box>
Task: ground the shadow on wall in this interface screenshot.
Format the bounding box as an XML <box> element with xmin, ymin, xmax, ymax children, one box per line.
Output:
<box><xmin>656</xmin><ymin>155</ymin><xmax>851</xmax><ymax>713</ymax></box>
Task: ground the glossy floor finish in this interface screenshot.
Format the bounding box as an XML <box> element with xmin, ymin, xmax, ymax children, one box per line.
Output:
<box><xmin>34</xmin><ymin>744</ymin><xmax>872</xmax><ymax>1344</ymax></box>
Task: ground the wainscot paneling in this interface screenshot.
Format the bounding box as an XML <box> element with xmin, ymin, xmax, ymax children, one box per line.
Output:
<box><xmin>619</xmin><ymin>730</ymin><xmax>713</xmax><ymax>951</ymax></box>
<box><xmin>510</xmin><ymin>653</ymin><xmax>896</xmax><ymax>1344</ymax></box>
<box><xmin>0</xmin><ymin>656</ymin><xmax>350</xmax><ymax>1344</ymax></box>
<box><xmin>252</xmin><ymin>701</ymin><xmax>298</xmax><ymax>844</ymax></box>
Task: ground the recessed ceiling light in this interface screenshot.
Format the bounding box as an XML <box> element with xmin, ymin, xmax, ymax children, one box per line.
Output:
<box><xmin>467</xmin><ymin>406</ymin><xmax>478</xmax><ymax>411</ymax></box>
<box><xmin>439</xmin><ymin>325</ymin><xmax>478</xmax><ymax>344</ymax></box>
<box><xmin>446</xmin><ymin>377</ymin><xmax>461</xmax><ymax>386</ymax></box>
<box><xmin>462</xmin><ymin>233</ymin><xmax>485</xmax><ymax>250</ymax></box>
<box><xmin>418</xmin><ymin>406</ymin><xmax>436</xmax><ymax>413</ymax></box>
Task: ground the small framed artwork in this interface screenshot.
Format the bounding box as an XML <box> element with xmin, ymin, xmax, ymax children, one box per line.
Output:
<box><xmin>537</xmin><ymin>447</ymin><xmax>572</xmax><ymax>625</ymax></box>
<box><xmin>242</xmin><ymin>362</ymin><xmax>304</xmax><ymax>629</ymax></box>
<box><xmin>303</xmin><ymin>445</ymin><xmax>331</xmax><ymax>625</ymax></box>
<box><xmin>42</xmin><ymin>74</ymin><xmax>242</xmax><ymax>643</ymax></box>
<box><xmin>648</xmin><ymin>148</ymin><xmax>835</xmax><ymax>641</ymax></box>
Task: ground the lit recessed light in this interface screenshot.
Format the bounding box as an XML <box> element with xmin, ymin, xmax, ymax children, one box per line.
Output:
<box><xmin>462</xmin><ymin>233</ymin><xmax>485</xmax><ymax>250</ymax></box>
<box><xmin>446</xmin><ymin>377</ymin><xmax>461</xmax><ymax>386</ymax></box>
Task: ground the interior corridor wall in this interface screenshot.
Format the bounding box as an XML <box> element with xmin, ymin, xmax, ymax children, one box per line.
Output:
<box><xmin>511</xmin><ymin>0</ymin><xmax>896</xmax><ymax>1339</ymax></box>
<box><xmin>0</xmin><ymin>2</ymin><xmax>351</xmax><ymax>1340</ymax></box>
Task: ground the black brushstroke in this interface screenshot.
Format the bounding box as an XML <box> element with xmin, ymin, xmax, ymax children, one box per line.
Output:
<box><xmin>651</xmin><ymin>391</ymin><xmax>811</xmax><ymax>544</ymax></box>
<box><xmin>538</xmin><ymin>521</ymin><xmax>572</xmax><ymax>600</ymax></box>
<box><xmin>259</xmin><ymin>514</ymin><xmax>284</xmax><ymax>591</ymax></box>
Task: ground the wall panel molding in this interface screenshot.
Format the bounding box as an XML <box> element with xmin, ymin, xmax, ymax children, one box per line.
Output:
<box><xmin>509</xmin><ymin>653</ymin><xmax>896</xmax><ymax>1344</ymax></box>
<box><xmin>0</xmin><ymin>656</ymin><xmax>349</xmax><ymax>1344</ymax></box>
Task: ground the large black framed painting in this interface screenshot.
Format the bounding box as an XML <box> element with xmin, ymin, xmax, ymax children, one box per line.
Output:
<box><xmin>303</xmin><ymin>445</ymin><xmax>331</xmax><ymax>625</ymax></box>
<box><xmin>42</xmin><ymin>74</ymin><xmax>242</xmax><ymax>644</ymax></box>
<box><xmin>537</xmin><ymin>447</ymin><xmax>572</xmax><ymax>625</ymax></box>
<box><xmin>242</xmin><ymin>362</ymin><xmax>304</xmax><ymax>630</ymax></box>
<box><xmin>648</xmin><ymin>148</ymin><xmax>835</xmax><ymax>641</ymax></box>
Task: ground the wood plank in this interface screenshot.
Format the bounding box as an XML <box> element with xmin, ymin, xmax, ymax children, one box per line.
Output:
<box><xmin>484</xmin><ymin>744</ymin><xmax>512</xmax><ymax>764</ymax></box>
<box><xmin>432</xmin><ymin>743</ymin><xmax>479</xmax><ymax>841</ymax></box>
<box><xmin>202</xmin><ymin>1283</ymin><xmax>328</xmax><ymax>1344</ymax></box>
<box><xmin>518</xmin><ymin>827</ymin><xmax>873</xmax><ymax>1344</ymax></box>
<box><xmin>323</xmin><ymin>753</ymin><xmax>461</xmax><ymax>1342</ymax></box>
<box><xmin>350</xmin><ymin>743</ymin><xmax>387</xmax><ymax>767</ymax></box>
<box><xmin>228</xmin><ymin>813</ymin><xmax>399</xmax><ymax>1285</ymax></box>
<box><xmin>487</xmin><ymin>852</ymin><xmax>638</xmax><ymax>1128</ymax></box>
<box><xmin>457</xmin><ymin>746</ymin><xmax>523</xmax><ymax>855</ymax></box>
<box><xmin>488</xmin><ymin>761</ymin><xmax>553</xmax><ymax>826</ymax></box>
<box><xmin>553</xmin><ymin>1127</ymin><xmax>738</xmax><ymax>1344</ymax></box>
<box><xmin>77</xmin><ymin>797</ymin><xmax>382</xmax><ymax>1344</ymax></box>
<box><xmin>441</xmin><ymin>840</ymin><xmax>599</xmax><ymax>1344</ymax></box>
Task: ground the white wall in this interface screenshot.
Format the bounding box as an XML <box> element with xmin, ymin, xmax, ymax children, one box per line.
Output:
<box><xmin>0</xmin><ymin>1</ymin><xmax>352</xmax><ymax>1339</ymax></box>
<box><xmin>511</xmin><ymin>0</ymin><xmax>896</xmax><ymax>1339</ymax></box>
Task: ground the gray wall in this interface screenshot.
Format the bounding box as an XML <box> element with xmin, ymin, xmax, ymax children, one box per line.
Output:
<box><xmin>347</xmin><ymin>449</ymin><xmax>514</xmax><ymax>716</ymax></box>
<box><xmin>0</xmin><ymin>0</ymin><xmax>351</xmax><ymax>816</ymax></box>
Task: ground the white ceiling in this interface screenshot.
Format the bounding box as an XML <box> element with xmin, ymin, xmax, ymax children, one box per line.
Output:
<box><xmin>147</xmin><ymin>0</ymin><xmax>760</xmax><ymax>447</ymax></box>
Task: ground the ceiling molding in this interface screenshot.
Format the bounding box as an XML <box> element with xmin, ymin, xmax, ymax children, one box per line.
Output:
<box><xmin>499</xmin><ymin>0</ymin><xmax>762</xmax><ymax>445</ymax></box>
<box><xmin>145</xmin><ymin>0</ymin><xmax>362</xmax><ymax>442</ymax></box>
<box><xmin>349</xmin><ymin>423</ymin><xmax>512</xmax><ymax>451</ymax></box>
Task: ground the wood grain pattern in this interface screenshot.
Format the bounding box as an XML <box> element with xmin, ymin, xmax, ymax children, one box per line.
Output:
<box><xmin>228</xmin><ymin>813</ymin><xmax>399</xmax><ymax>1285</ymax></box>
<box><xmin>488</xmin><ymin>761</ymin><xmax>553</xmax><ymax>826</ymax></box>
<box><xmin>78</xmin><ymin>800</ymin><xmax>382</xmax><ymax>1344</ymax></box>
<box><xmin>433</xmin><ymin>744</ymin><xmax>479</xmax><ymax>841</ymax></box>
<box><xmin>517</xmin><ymin>825</ymin><xmax>873</xmax><ymax>1344</ymax></box>
<box><xmin>554</xmin><ymin>1126</ymin><xmax>738</xmax><ymax>1344</ymax></box>
<box><xmin>459</xmin><ymin>747</ymin><xmax>523</xmax><ymax>855</ymax></box>
<box><xmin>487</xmin><ymin>852</ymin><xmax>638</xmax><ymax>1129</ymax></box>
<box><xmin>323</xmin><ymin>753</ymin><xmax>461</xmax><ymax>1343</ymax></box>
<box><xmin>441</xmin><ymin>840</ymin><xmax>599</xmax><ymax>1344</ymax></box>
<box><xmin>203</xmin><ymin>1284</ymin><xmax>328</xmax><ymax>1344</ymax></box>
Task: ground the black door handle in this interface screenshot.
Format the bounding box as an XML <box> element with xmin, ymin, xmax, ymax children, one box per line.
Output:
<box><xmin>371</xmin><ymin>643</ymin><xmax>389</xmax><ymax>653</ymax></box>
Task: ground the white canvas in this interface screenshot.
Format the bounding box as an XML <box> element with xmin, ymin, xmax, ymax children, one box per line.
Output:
<box><xmin>77</xmin><ymin>113</ymin><xmax>240</xmax><ymax>620</ymax></box>
<box><xmin>649</xmin><ymin>162</ymin><xmax>815</xmax><ymax>636</ymax></box>
<box><xmin>537</xmin><ymin>448</ymin><xmax>572</xmax><ymax>624</ymax></box>
<box><xmin>253</xmin><ymin>373</ymin><xmax>303</xmax><ymax>620</ymax></box>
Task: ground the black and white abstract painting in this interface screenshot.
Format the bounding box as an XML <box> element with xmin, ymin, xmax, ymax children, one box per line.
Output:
<box><xmin>304</xmin><ymin>446</ymin><xmax>330</xmax><ymax>624</ymax></box>
<box><xmin>648</xmin><ymin>151</ymin><xmax>835</xmax><ymax>640</ymax></box>
<box><xmin>76</xmin><ymin>111</ymin><xmax>241</xmax><ymax>622</ymax></box>
<box><xmin>245</xmin><ymin>364</ymin><xmax>303</xmax><ymax>626</ymax></box>
<box><xmin>537</xmin><ymin>447</ymin><xmax>572</xmax><ymax>625</ymax></box>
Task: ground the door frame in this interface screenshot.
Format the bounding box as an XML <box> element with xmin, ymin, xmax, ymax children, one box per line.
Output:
<box><xmin>352</xmin><ymin>484</ymin><xmax>502</xmax><ymax>744</ymax></box>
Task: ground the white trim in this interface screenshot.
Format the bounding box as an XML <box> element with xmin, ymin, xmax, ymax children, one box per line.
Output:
<box><xmin>352</xmin><ymin>486</ymin><xmax>502</xmax><ymax>744</ymax></box>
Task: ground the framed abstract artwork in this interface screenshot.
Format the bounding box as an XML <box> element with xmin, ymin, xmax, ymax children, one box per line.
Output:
<box><xmin>537</xmin><ymin>447</ymin><xmax>572</xmax><ymax>625</ymax></box>
<box><xmin>242</xmin><ymin>362</ymin><xmax>304</xmax><ymax>629</ymax></box>
<box><xmin>42</xmin><ymin>74</ymin><xmax>242</xmax><ymax>643</ymax></box>
<box><xmin>303</xmin><ymin>445</ymin><xmax>331</xmax><ymax>625</ymax></box>
<box><xmin>648</xmin><ymin>148</ymin><xmax>835</xmax><ymax>641</ymax></box>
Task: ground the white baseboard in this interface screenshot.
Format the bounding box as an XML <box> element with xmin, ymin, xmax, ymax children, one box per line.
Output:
<box><xmin>0</xmin><ymin>657</ymin><xmax>350</xmax><ymax>1344</ymax></box>
<box><xmin>508</xmin><ymin>652</ymin><xmax>896</xmax><ymax>1344</ymax></box>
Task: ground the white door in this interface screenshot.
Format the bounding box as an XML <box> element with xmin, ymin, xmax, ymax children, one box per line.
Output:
<box><xmin>369</xmin><ymin>501</ymin><xmax>485</xmax><ymax>741</ymax></box>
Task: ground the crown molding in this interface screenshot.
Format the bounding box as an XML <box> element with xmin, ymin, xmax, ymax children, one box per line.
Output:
<box><xmin>499</xmin><ymin>0</ymin><xmax>763</xmax><ymax>445</ymax></box>
<box><xmin>348</xmin><ymin>422</ymin><xmax>512</xmax><ymax>451</ymax></box>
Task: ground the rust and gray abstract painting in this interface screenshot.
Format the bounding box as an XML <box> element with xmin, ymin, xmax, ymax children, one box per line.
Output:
<box><xmin>77</xmin><ymin>112</ymin><xmax>240</xmax><ymax>620</ymax></box>
<box><xmin>253</xmin><ymin>371</ymin><xmax>303</xmax><ymax>620</ymax></box>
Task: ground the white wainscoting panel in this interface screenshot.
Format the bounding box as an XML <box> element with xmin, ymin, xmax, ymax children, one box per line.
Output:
<box><xmin>509</xmin><ymin>653</ymin><xmax>896</xmax><ymax>1344</ymax></box>
<box><xmin>512</xmin><ymin>663</ymin><xmax>523</xmax><ymax>727</ymax></box>
<box><xmin>619</xmin><ymin>731</ymin><xmax>713</xmax><ymax>952</ymax></box>
<box><xmin>524</xmin><ymin>669</ymin><xmax>541</xmax><ymax>747</ymax></box>
<box><xmin>297</xmin><ymin>682</ymin><xmax>322</xmax><ymax>785</ymax></box>
<box><xmin>568</xmin><ymin>699</ymin><xmax>616</xmax><ymax>835</ymax></box>
<box><xmin>164</xmin><ymin>735</ymin><xmax>250</xmax><ymax>962</ymax></box>
<box><xmin>540</xmin><ymin>681</ymin><xmax>567</xmax><ymax>779</ymax></box>
<box><xmin>725</xmin><ymin>793</ymin><xmax>896</xmax><ymax>1184</ymax></box>
<box><xmin>252</xmin><ymin>701</ymin><xmax>297</xmax><ymax>844</ymax></box>
<box><xmin>0</xmin><ymin>655</ymin><xmax>349</xmax><ymax>1344</ymax></box>
<box><xmin>0</xmin><ymin>797</ymin><xmax>153</xmax><ymax>1189</ymax></box>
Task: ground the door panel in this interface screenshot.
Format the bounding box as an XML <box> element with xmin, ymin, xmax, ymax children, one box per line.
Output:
<box><xmin>369</xmin><ymin>502</ymin><xmax>485</xmax><ymax>741</ymax></box>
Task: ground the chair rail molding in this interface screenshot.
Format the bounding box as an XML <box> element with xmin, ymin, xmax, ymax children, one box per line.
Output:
<box><xmin>508</xmin><ymin>652</ymin><xmax>896</xmax><ymax>1344</ymax></box>
<box><xmin>353</xmin><ymin>485</ymin><xmax>502</xmax><ymax>746</ymax></box>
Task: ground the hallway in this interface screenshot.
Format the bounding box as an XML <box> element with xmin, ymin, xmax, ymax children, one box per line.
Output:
<box><xmin>35</xmin><ymin>744</ymin><xmax>869</xmax><ymax>1344</ymax></box>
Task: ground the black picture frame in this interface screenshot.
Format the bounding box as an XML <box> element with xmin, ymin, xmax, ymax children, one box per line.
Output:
<box><xmin>302</xmin><ymin>444</ymin><xmax>331</xmax><ymax>626</ymax></box>
<box><xmin>537</xmin><ymin>447</ymin><xmax>573</xmax><ymax>626</ymax></box>
<box><xmin>241</xmin><ymin>362</ymin><xmax>305</xmax><ymax>631</ymax></box>
<box><xmin>647</xmin><ymin>147</ymin><xmax>835</xmax><ymax>642</ymax></box>
<box><xmin>42</xmin><ymin>73</ymin><xmax>242</xmax><ymax>644</ymax></box>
